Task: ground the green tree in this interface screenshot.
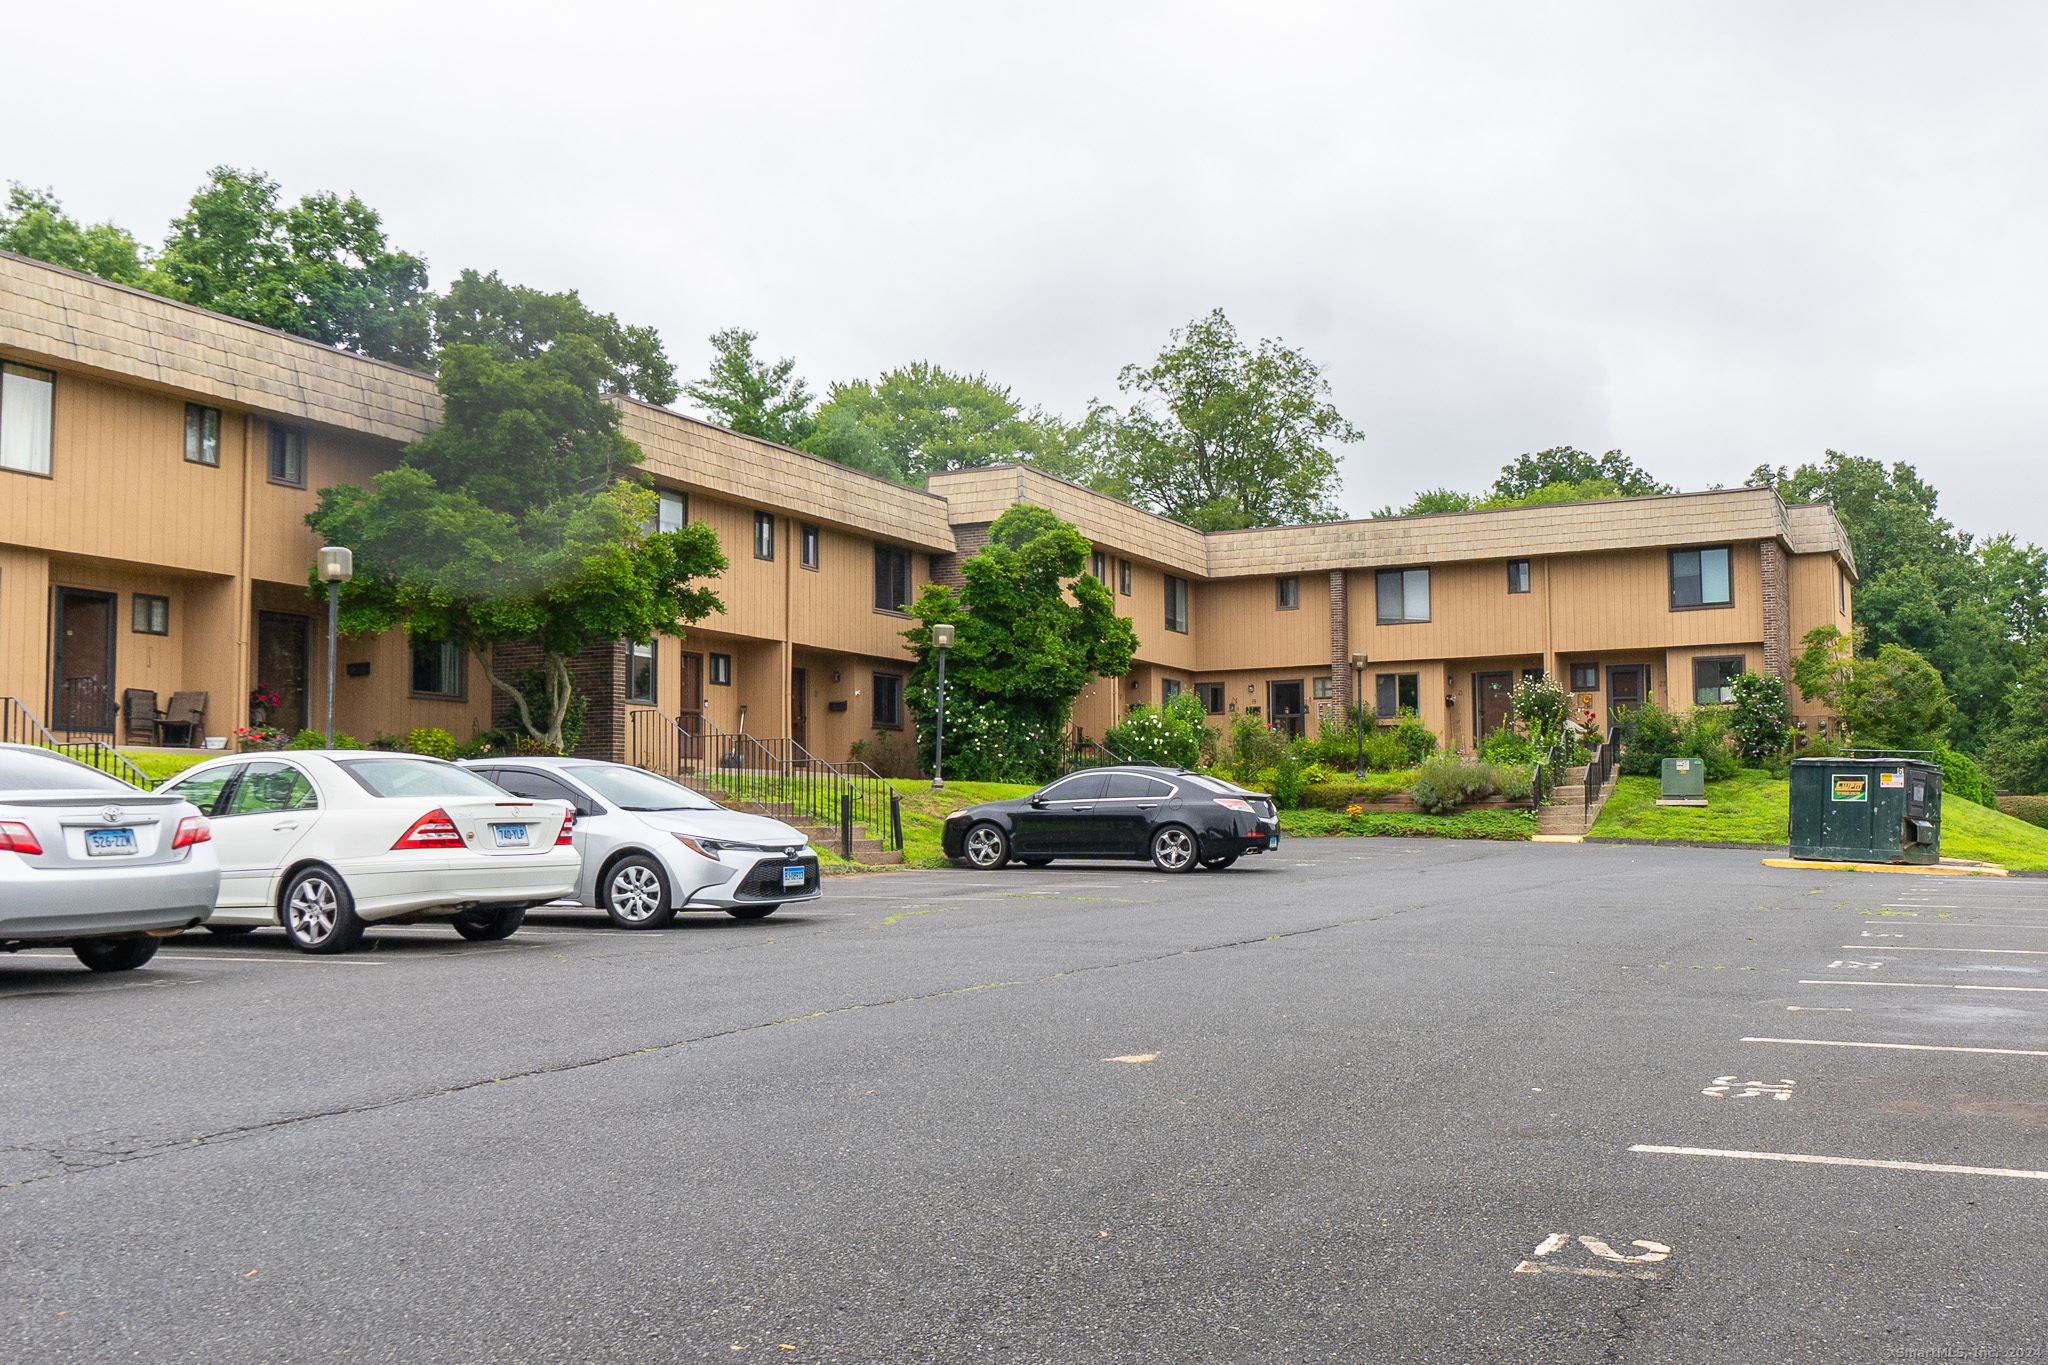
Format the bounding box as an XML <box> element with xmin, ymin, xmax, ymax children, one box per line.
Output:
<box><xmin>0</xmin><ymin>184</ymin><xmax>157</xmax><ymax>287</ymax></box>
<box><xmin>1488</xmin><ymin>447</ymin><xmax>1674</xmax><ymax>501</ymax></box>
<box><xmin>307</xmin><ymin>280</ymin><xmax>722</xmax><ymax>750</ymax></box>
<box><xmin>1372</xmin><ymin>487</ymin><xmax>1476</xmax><ymax>518</ymax></box>
<box><xmin>1100</xmin><ymin>309</ymin><xmax>1358</xmax><ymax>530</ymax></box>
<box><xmin>1793</xmin><ymin>625</ymin><xmax>1954</xmax><ymax>752</ymax></box>
<box><xmin>1988</xmin><ymin>659</ymin><xmax>2048</xmax><ymax>794</ymax></box>
<box><xmin>900</xmin><ymin>505</ymin><xmax>1138</xmax><ymax>781</ymax></box>
<box><xmin>684</xmin><ymin>327</ymin><xmax>817</xmax><ymax>447</ymax></box>
<box><xmin>809</xmin><ymin>361</ymin><xmax>1069</xmax><ymax>485</ymax></box>
<box><xmin>156</xmin><ymin>167</ymin><xmax>434</xmax><ymax>367</ymax></box>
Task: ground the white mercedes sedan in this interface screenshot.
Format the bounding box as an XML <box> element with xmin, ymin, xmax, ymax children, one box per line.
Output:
<box><xmin>156</xmin><ymin>751</ymin><xmax>580</xmax><ymax>953</ymax></box>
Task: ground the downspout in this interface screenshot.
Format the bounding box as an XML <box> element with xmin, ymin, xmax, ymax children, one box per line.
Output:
<box><xmin>236</xmin><ymin>414</ymin><xmax>256</xmax><ymax>741</ymax></box>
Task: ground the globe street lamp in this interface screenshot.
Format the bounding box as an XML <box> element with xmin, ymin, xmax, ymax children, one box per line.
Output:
<box><xmin>316</xmin><ymin>547</ymin><xmax>353</xmax><ymax>748</ymax></box>
<box><xmin>930</xmin><ymin>623</ymin><xmax>956</xmax><ymax>790</ymax></box>
<box><xmin>1351</xmin><ymin>652</ymin><xmax>1369</xmax><ymax>778</ymax></box>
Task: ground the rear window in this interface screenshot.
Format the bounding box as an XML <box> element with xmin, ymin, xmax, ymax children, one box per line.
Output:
<box><xmin>0</xmin><ymin>749</ymin><xmax>133</xmax><ymax>792</ymax></box>
<box><xmin>1182</xmin><ymin>774</ymin><xmax>1254</xmax><ymax>796</ymax></box>
<box><xmin>334</xmin><ymin>758</ymin><xmax>508</xmax><ymax>800</ymax></box>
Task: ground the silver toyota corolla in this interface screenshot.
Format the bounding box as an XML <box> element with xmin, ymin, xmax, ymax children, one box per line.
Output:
<box><xmin>0</xmin><ymin>743</ymin><xmax>220</xmax><ymax>971</ymax></box>
<box><xmin>456</xmin><ymin>757</ymin><xmax>821</xmax><ymax>927</ymax></box>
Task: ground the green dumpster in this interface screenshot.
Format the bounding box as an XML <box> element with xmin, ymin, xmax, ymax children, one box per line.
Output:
<box><xmin>1789</xmin><ymin>756</ymin><xmax>1943</xmax><ymax>864</ymax></box>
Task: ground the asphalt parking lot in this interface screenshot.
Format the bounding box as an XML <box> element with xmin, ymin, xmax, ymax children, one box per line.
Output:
<box><xmin>4</xmin><ymin>839</ymin><xmax>2046</xmax><ymax>1364</ymax></box>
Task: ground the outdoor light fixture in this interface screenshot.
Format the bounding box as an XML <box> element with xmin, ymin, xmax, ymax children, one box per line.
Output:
<box><xmin>930</xmin><ymin>623</ymin><xmax>956</xmax><ymax>789</ymax></box>
<box><xmin>1350</xmin><ymin>652</ymin><xmax>1368</xmax><ymax>777</ymax></box>
<box><xmin>316</xmin><ymin>547</ymin><xmax>353</xmax><ymax>747</ymax></box>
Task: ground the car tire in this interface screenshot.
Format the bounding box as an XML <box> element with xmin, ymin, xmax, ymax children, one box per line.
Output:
<box><xmin>963</xmin><ymin>822</ymin><xmax>1011</xmax><ymax>869</ymax></box>
<box><xmin>1200</xmin><ymin>854</ymin><xmax>1239</xmax><ymax>871</ymax></box>
<box><xmin>280</xmin><ymin>866</ymin><xmax>366</xmax><ymax>954</ymax></box>
<box><xmin>601</xmin><ymin>854</ymin><xmax>676</xmax><ymax>930</ymax></box>
<box><xmin>204</xmin><ymin>924</ymin><xmax>258</xmax><ymax>937</ymax></box>
<box><xmin>452</xmin><ymin>905</ymin><xmax>527</xmax><ymax>941</ymax></box>
<box><xmin>1150</xmin><ymin>825</ymin><xmax>1199</xmax><ymax>873</ymax></box>
<box><xmin>726</xmin><ymin>903</ymin><xmax>778</xmax><ymax>920</ymax></box>
<box><xmin>72</xmin><ymin>936</ymin><xmax>160</xmax><ymax>972</ymax></box>
<box><xmin>1021</xmin><ymin>857</ymin><xmax>1053</xmax><ymax>868</ymax></box>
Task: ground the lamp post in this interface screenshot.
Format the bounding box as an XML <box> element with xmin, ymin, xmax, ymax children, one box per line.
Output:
<box><xmin>930</xmin><ymin>623</ymin><xmax>956</xmax><ymax>790</ymax></box>
<box><xmin>316</xmin><ymin>547</ymin><xmax>353</xmax><ymax>748</ymax></box>
<box><xmin>1351</xmin><ymin>652</ymin><xmax>1369</xmax><ymax>778</ymax></box>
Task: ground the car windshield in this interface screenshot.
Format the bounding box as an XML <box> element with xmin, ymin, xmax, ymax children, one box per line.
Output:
<box><xmin>334</xmin><ymin>757</ymin><xmax>508</xmax><ymax>800</ymax></box>
<box><xmin>0</xmin><ymin>749</ymin><xmax>134</xmax><ymax>792</ymax></box>
<box><xmin>567</xmin><ymin>765</ymin><xmax>720</xmax><ymax>811</ymax></box>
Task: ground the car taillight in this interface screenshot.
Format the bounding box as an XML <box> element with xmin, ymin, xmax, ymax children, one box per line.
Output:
<box><xmin>171</xmin><ymin>815</ymin><xmax>211</xmax><ymax>849</ymax></box>
<box><xmin>1215</xmin><ymin>798</ymin><xmax>1253</xmax><ymax>813</ymax></box>
<box><xmin>393</xmin><ymin>808</ymin><xmax>465</xmax><ymax>850</ymax></box>
<box><xmin>0</xmin><ymin>821</ymin><xmax>43</xmax><ymax>855</ymax></box>
<box><xmin>556</xmin><ymin>810</ymin><xmax>575</xmax><ymax>845</ymax></box>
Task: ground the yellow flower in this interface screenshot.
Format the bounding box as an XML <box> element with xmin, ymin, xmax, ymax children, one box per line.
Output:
<box><xmin>1345</xmin><ymin>802</ymin><xmax>1364</xmax><ymax>818</ymax></box>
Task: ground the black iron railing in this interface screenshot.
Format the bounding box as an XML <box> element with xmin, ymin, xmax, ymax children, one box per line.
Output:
<box><xmin>1582</xmin><ymin>737</ymin><xmax>1616</xmax><ymax>829</ymax></box>
<box><xmin>2</xmin><ymin>696</ymin><xmax>155</xmax><ymax>788</ymax></box>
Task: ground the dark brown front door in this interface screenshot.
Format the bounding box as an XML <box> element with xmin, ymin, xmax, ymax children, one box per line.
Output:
<box><xmin>790</xmin><ymin>667</ymin><xmax>808</xmax><ymax>750</ymax></box>
<box><xmin>1475</xmin><ymin>671</ymin><xmax>1514</xmax><ymax>743</ymax></box>
<box><xmin>678</xmin><ymin>653</ymin><xmax>705</xmax><ymax>757</ymax></box>
<box><xmin>257</xmin><ymin>611</ymin><xmax>310</xmax><ymax>735</ymax></box>
<box><xmin>1608</xmin><ymin>665</ymin><xmax>1646</xmax><ymax>717</ymax></box>
<box><xmin>51</xmin><ymin>588</ymin><xmax>117</xmax><ymax>735</ymax></box>
<box><xmin>1268</xmin><ymin>680</ymin><xmax>1306</xmax><ymax>739</ymax></box>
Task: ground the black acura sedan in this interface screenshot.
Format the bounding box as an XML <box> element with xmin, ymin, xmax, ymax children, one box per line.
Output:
<box><xmin>940</xmin><ymin>766</ymin><xmax>1280</xmax><ymax>872</ymax></box>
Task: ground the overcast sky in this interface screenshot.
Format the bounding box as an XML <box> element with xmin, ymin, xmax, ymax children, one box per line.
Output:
<box><xmin>10</xmin><ymin>2</ymin><xmax>2045</xmax><ymax>544</ymax></box>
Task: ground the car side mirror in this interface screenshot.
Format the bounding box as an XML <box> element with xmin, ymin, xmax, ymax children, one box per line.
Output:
<box><xmin>1029</xmin><ymin>796</ymin><xmax>1047</xmax><ymax>809</ymax></box>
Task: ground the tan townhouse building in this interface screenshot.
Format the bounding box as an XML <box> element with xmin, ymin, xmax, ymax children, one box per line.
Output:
<box><xmin>0</xmin><ymin>249</ymin><xmax>1856</xmax><ymax>769</ymax></box>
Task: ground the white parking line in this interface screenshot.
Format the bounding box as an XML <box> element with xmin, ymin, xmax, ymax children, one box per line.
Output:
<box><xmin>1843</xmin><ymin>945</ymin><xmax>2048</xmax><ymax>955</ymax></box>
<box><xmin>1744</xmin><ymin>1036</ymin><xmax>2048</xmax><ymax>1058</ymax></box>
<box><xmin>1798</xmin><ymin>979</ymin><xmax>2048</xmax><ymax>992</ymax></box>
<box><xmin>1630</xmin><ymin>1144</ymin><xmax>2048</xmax><ymax>1181</ymax></box>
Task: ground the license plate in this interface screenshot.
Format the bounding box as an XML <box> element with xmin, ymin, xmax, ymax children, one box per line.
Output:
<box><xmin>1267</xmin><ymin>834</ymin><xmax>1279</xmax><ymax>849</ymax></box>
<box><xmin>86</xmin><ymin>828</ymin><xmax>136</xmax><ymax>856</ymax></box>
<box><xmin>781</xmin><ymin>864</ymin><xmax>807</xmax><ymax>889</ymax></box>
<box><xmin>491</xmin><ymin>824</ymin><xmax>530</xmax><ymax>848</ymax></box>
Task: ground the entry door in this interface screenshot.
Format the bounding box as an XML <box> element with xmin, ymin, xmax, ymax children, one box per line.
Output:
<box><xmin>1474</xmin><ymin>671</ymin><xmax>1514</xmax><ymax>743</ymax></box>
<box><xmin>1608</xmin><ymin>666</ymin><xmax>1646</xmax><ymax>719</ymax></box>
<box><xmin>791</xmin><ymin>668</ymin><xmax>808</xmax><ymax>751</ymax></box>
<box><xmin>51</xmin><ymin>588</ymin><xmax>118</xmax><ymax>735</ymax></box>
<box><xmin>1268</xmin><ymin>681</ymin><xmax>1306</xmax><ymax>739</ymax></box>
<box><xmin>256</xmin><ymin>612</ymin><xmax>310</xmax><ymax>735</ymax></box>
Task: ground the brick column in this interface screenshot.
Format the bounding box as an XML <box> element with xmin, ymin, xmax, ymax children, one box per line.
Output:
<box><xmin>929</xmin><ymin>523</ymin><xmax>991</xmax><ymax>592</ymax></box>
<box><xmin>489</xmin><ymin>637</ymin><xmax>627</xmax><ymax>760</ymax></box>
<box><xmin>1328</xmin><ymin>569</ymin><xmax>1351</xmax><ymax>713</ymax></box>
<box><xmin>1760</xmin><ymin>540</ymin><xmax>1791</xmax><ymax>680</ymax></box>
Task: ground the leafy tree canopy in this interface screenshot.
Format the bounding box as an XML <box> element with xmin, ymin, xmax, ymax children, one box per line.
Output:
<box><xmin>0</xmin><ymin>184</ymin><xmax>156</xmax><ymax>287</ymax></box>
<box><xmin>1099</xmin><ymin>310</ymin><xmax>1357</xmax><ymax>531</ymax></box>
<box><xmin>812</xmin><ymin>361</ymin><xmax>1073</xmax><ymax>486</ymax></box>
<box><xmin>1793</xmin><ymin>625</ymin><xmax>1955</xmax><ymax>752</ymax></box>
<box><xmin>433</xmin><ymin>269</ymin><xmax>675</xmax><ymax>404</ymax></box>
<box><xmin>899</xmin><ymin>505</ymin><xmax>1138</xmax><ymax>781</ymax></box>
<box><xmin>1989</xmin><ymin>658</ymin><xmax>2048</xmax><ymax>795</ymax></box>
<box><xmin>684</xmin><ymin>327</ymin><xmax>817</xmax><ymax>448</ymax></box>
<box><xmin>1488</xmin><ymin>447</ymin><xmax>1674</xmax><ymax>501</ymax></box>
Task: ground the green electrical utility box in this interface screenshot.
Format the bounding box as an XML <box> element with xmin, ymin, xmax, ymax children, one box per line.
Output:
<box><xmin>1789</xmin><ymin>756</ymin><xmax>1943</xmax><ymax>864</ymax></box>
<box><xmin>1659</xmin><ymin>757</ymin><xmax>1708</xmax><ymax>805</ymax></box>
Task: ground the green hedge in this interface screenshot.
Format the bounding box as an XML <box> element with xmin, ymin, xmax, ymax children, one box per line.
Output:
<box><xmin>1280</xmin><ymin>807</ymin><xmax>1534</xmax><ymax>841</ymax></box>
<box><xmin>1999</xmin><ymin>794</ymin><xmax>2048</xmax><ymax>831</ymax></box>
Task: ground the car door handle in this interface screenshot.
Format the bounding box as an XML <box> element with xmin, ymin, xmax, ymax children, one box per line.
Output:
<box><xmin>1070</xmin><ymin>805</ymin><xmax>1093</xmax><ymax>811</ymax></box>
<box><xmin>272</xmin><ymin>820</ymin><xmax>300</xmax><ymax>831</ymax></box>
<box><xmin>1136</xmin><ymin>804</ymin><xmax>1158</xmax><ymax>810</ymax></box>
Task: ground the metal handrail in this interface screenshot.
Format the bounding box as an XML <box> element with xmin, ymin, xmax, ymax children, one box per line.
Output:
<box><xmin>1582</xmin><ymin>737</ymin><xmax>1616</xmax><ymax>829</ymax></box>
<box><xmin>1</xmin><ymin>696</ymin><xmax>157</xmax><ymax>789</ymax></box>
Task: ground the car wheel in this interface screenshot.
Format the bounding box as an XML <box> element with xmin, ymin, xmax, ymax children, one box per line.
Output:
<box><xmin>453</xmin><ymin>904</ymin><xmax>527</xmax><ymax>941</ymax></box>
<box><xmin>602</xmin><ymin>854</ymin><xmax>676</xmax><ymax>929</ymax></box>
<box><xmin>72</xmin><ymin>936</ymin><xmax>160</xmax><ymax>972</ymax></box>
<box><xmin>964</xmin><ymin>822</ymin><xmax>1011</xmax><ymax>869</ymax></box>
<box><xmin>1021</xmin><ymin>857</ymin><xmax>1053</xmax><ymax>868</ymax></box>
<box><xmin>726</xmin><ymin>903</ymin><xmax>778</xmax><ymax>920</ymax></box>
<box><xmin>204</xmin><ymin>924</ymin><xmax>258</xmax><ymax>937</ymax></box>
<box><xmin>280</xmin><ymin>866</ymin><xmax>365</xmax><ymax>954</ymax></box>
<box><xmin>1150</xmin><ymin>826</ymin><xmax>1199</xmax><ymax>873</ymax></box>
<box><xmin>1200</xmin><ymin>854</ymin><xmax>1239</xmax><ymax>871</ymax></box>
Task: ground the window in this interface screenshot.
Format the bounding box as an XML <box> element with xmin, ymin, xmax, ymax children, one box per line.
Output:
<box><xmin>1838</xmin><ymin>570</ymin><xmax>1847</xmax><ymax>615</ymax></box>
<box><xmin>801</xmin><ymin>523</ymin><xmax>820</xmax><ymax>570</ymax></box>
<box><xmin>1276</xmin><ymin>576</ymin><xmax>1299</xmax><ymax>610</ymax></box>
<box><xmin>872</xmin><ymin>672</ymin><xmax>903</xmax><ymax>728</ymax></box>
<box><xmin>1119</xmin><ymin>559</ymin><xmax>1131</xmax><ymax>595</ymax></box>
<box><xmin>1670</xmin><ymin>545</ymin><xmax>1732</xmax><ymax>609</ymax></box>
<box><xmin>753</xmin><ymin>511</ymin><xmax>775</xmax><ymax>560</ymax></box>
<box><xmin>225</xmin><ymin>761</ymin><xmax>318</xmax><ymax>816</ymax></box>
<box><xmin>0</xmin><ymin>363</ymin><xmax>54</xmax><ymax>476</ymax></box>
<box><xmin>267</xmin><ymin>423</ymin><xmax>306</xmax><ymax>487</ymax></box>
<box><xmin>1197</xmin><ymin>682</ymin><xmax>1225</xmax><ymax>715</ymax></box>
<box><xmin>1522</xmin><ymin>667</ymin><xmax>1544</xmax><ymax>683</ymax></box>
<box><xmin>1091</xmin><ymin>551</ymin><xmax>1107</xmax><ymax>582</ymax></box>
<box><xmin>184</xmin><ymin>404</ymin><xmax>221</xmax><ymax>467</ymax></box>
<box><xmin>1375</xmin><ymin>568</ymin><xmax>1430</xmax><ymax>624</ymax></box>
<box><xmin>132</xmin><ymin>594</ymin><xmax>169</xmax><ymax>636</ymax></box>
<box><xmin>708</xmin><ymin>653</ymin><xmax>732</xmax><ymax>686</ymax></box>
<box><xmin>1313</xmin><ymin>676</ymin><xmax>1333</xmax><ymax>700</ymax></box>
<box><xmin>1507</xmin><ymin>559</ymin><xmax>1530</xmax><ymax>594</ymax></box>
<box><xmin>1104</xmin><ymin>773</ymin><xmax>1174</xmax><ymax>799</ymax></box>
<box><xmin>1375</xmin><ymin>672</ymin><xmax>1421</xmax><ymax>719</ymax></box>
<box><xmin>1693</xmin><ymin>655</ymin><xmax>1745</xmax><ymax>706</ymax></box>
<box><xmin>874</xmin><ymin>544</ymin><xmax>912</xmax><ymax>612</ymax></box>
<box><xmin>1570</xmin><ymin>662</ymin><xmax>1600</xmax><ymax>692</ymax></box>
<box><xmin>1162</xmin><ymin>678</ymin><xmax>1182</xmax><ymax>704</ymax></box>
<box><xmin>627</xmin><ymin>639</ymin><xmax>656</xmax><ymax>704</ymax></box>
<box><xmin>409</xmin><ymin>637</ymin><xmax>464</xmax><ymax>698</ymax></box>
<box><xmin>656</xmin><ymin>490</ymin><xmax>687</xmax><ymax>534</ymax></box>
<box><xmin>1041</xmin><ymin>772</ymin><xmax>1107</xmax><ymax>802</ymax></box>
<box><xmin>1164</xmin><ymin>575</ymin><xmax>1189</xmax><ymax>633</ymax></box>
<box><xmin>487</xmin><ymin>768</ymin><xmax>590</xmax><ymax>815</ymax></box>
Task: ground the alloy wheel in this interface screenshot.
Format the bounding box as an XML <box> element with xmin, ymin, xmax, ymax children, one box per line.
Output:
<box><xmin>1151</xmin><ymin>827</ymin><xmax>1196</xmax><ymax>872</ymax></box>
<box><xmin>287</xmin><ymin>876</ymin><xmax>340</xmax><ymax>944</ymax></box>
<box><xmin>965</xmin><ymin>825</ymin><xmax>1008</xmax><ymax>868</ymax></box>
<box><xmin>609</xmin><ymin>863</ymin><xmax>665</xmax><ymax>923</ymax></box>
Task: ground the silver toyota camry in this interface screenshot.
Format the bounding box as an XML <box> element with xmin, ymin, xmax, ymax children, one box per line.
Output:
<box><xmin>0</xmin><ymin>743</ymin><xmax>220</xmax><ymax>971</ymax></box>
<box><xmin>456</xmin><ymin>757</ymin><xmax>821</xmax><ymax>928</ymax></box>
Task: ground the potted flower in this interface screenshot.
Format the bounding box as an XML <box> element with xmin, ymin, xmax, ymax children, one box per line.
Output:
<box><xmin>248</xmin><ymin>684</ymin><xmax>283</xmax><ymax>727</ymax></box>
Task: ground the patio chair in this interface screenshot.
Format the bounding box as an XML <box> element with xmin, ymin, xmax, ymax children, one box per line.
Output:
<box><xmin>123</xmin><ymin>689</ymin><xmax>164</xmax><ymax>745</ymax></box>
<box><xmin>160</xmin><ymin>691</ymin><xmax>208</xmax><ymax>748</ymax></box>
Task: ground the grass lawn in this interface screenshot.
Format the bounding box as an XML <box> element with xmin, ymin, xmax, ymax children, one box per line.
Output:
<box><xmin>885</xmin><ymin>778</ymin><xmax>1036</xmax><ymax>867</ymax></box>
<box><xmin>1589</xmin><ymin>770</ymin><xmax>2048</xmax><ymax>872</ymax></box>
<box><xmin>118</xmin><ymin>749</ymin><xmax>216</xmax><ymax>785</ymax></box>
<box><xmin>1281</xmin><ymin>807</ymin><xmax>1534</xmax><ymax>841</ymax></box>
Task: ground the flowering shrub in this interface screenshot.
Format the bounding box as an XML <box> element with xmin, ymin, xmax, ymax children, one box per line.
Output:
<box><xmin>1727</xmin><ymin>671</ymin><xmax>1792</xmax><ymax>765</ymax></box>
<box><xmin>1106</xmin><ymin>692</ymin><xmax>1214</xmax><ymax>769</ymax></box>
<box><xmin>233</xmin><ymin>726</ymin><xmax>288</xmax><ymax>752</ymax></box>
